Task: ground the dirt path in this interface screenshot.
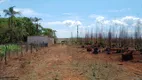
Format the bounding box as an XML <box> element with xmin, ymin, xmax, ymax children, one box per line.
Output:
<box><xmin>26</xmin><ymin>45</ymin><xmax>87</xmax><ymax>80</ymax></box>
<box><xmin>0</xmin><ymin>44</ymin><xmax>142</xmax><ymax>80</ymax></box>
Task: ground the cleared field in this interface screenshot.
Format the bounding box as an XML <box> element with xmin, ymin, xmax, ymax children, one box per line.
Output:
<box><xmin>0</xmin><ymin>44</ymin><xmax>142</xmax><ymax>80</ymax></box>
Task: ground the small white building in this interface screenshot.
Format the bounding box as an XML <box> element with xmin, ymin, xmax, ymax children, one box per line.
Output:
<box><xmin>27</xmin><ymin>36</ymin><xmax>54</xmax><ymax>46</ymax></box>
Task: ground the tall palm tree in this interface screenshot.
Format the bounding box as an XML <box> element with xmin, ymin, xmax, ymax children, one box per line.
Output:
<box><xmin>3</xmin><ymin>6</ymin><xmax>20</xmax><ymax>42</ymax></box>
<box><xmin>3</xmin><ymin>6</ymin><xmax>20</xmax><ymax>28</ymax></box>
<box><xmin>31</xmin><ymin>17</ymin><xmax>42</xmax><ymax>35</ymax></box>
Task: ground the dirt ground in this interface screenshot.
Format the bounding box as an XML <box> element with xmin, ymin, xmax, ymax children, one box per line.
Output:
<box><xmin>0</xmin><ymin>44</ymin><xmax>142</xmax><ymax>80</ymax></box>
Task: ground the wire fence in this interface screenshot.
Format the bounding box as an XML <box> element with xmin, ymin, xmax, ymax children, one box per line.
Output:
<box><xmin>0</xmin><ymin>42</ymin><xmax>48</xmax><ymax>65</ymax></box>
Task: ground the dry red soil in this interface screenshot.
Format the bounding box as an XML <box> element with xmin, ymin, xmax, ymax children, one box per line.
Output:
<box><xmin>0</xmin><ymin>44</ymin><xmax>142</xmax><ymax>80</ymax></box>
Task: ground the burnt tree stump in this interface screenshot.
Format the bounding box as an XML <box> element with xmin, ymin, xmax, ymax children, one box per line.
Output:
<box><xmin>81</xmin><ymin>45</ymin><xmax>85</xmax><ymax>48</ymax></box>
<box><xmin>87</xmin><ymin>47</ymin><xmax>92</xmax><ymax>52</ymax></box>
<box><xmin>86</xmin><ymin>45</ymin><xmax>92</xmax><ymax>52</ymax></box>
<box><xmin>122</xmin><ymin>50</ymin><xmax>133</xmax><ymax>61</ymax></box>
<box><xmin>93</xmin><ymin>47</ymin><xmax>99</xmax><ymax>54</ymax></box>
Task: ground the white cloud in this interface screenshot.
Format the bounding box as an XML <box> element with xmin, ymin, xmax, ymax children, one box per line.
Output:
<box><xmin>39</xmin><ymin>14</ymin><xmax>142</xmax><ymax>38</ymax></box>
<box><xmin>14</xmin><ymin>8</ymin><xmax>51</xmax><ymax>17</ymax></box>
<box><xmin>14</xmin><ymin>8</ymin><xmax>40</xmax><ymax>16</ymax></box>
<box><xmin>56</xmin><ymin>29</ymin><xmax>71</xmax><ymax>38</ymax></box>
<box><xmin>40</xmin><ymin>20</ymin><xmax>82</xmax><ymax>28</ymax></box>
<box><xmin>112</xmin><ymin>20</ymin><xmax>128</xmax><ymax>26</ymax></box>
<box><xmin>0</xmin><ymin>0</ymin><xmax>6</xmax><ymax>4</ymax></box>
<box><xmin>121</xmin><ymin>16</ymin><xmax>140</xmax><ymax>25</ymax></box>
<box><xmin>47</xmin><ymin>21</ymin><xmax>63</xmax><ymax>25</ymax></box>
<box><xmin>121</xmin><ymin>16</ymin><xmax>140</xmax><ymax>23</ymax></box>
<box><xmin>40</xmin><ymin>20</ymin><xmax>83</xmax><ymax>38</ymax></box>
<box><xmin>56</xmin><ymin>28</ymin><xmax>84</xmax><ymax>38</ymax></box>
<box><xmin>132</xmin><ymin>23</ymin><xmax>137</xmax><ymax>27</ymax></box>
<box><xmin>40</xmin><ymin>21</ymin><xmax>61</xmax><ymax>28</ymax></box>
<box><xmin>96</xmin><ymin>16</ymin><xmax>105</xmax><ymax>22</ymax></box>
<box><xmin>108</xmin><ymin>8</ymin><xmax>131</xmax><ymax>12</ymax></box>
<box><xmin>90</xmin><ymin>15</ymin><xmax>142</xmax><ymax>27</ymax></box>
<box><xmin>63</xmin><ymin>20</ymin><xmax>82</xmax><ymax>27</ymax></box>
<box><xmin>121</xmin><ymin>16</ymin><xmax>139</xmax><ymax>21</ymax></box>
<box><xmin>76</xmin><ymin>21</ymin><xmax>82</xmax><ymax>26</ymax></box>
<box><xmin>103</xmin><ymin>20</ymin><xmax>110</xmax><ymax>25</ymax></box>
<box><xmin>63</xmin><ymin>13</ymin><xmax>72</xmax><ymax>16</ymax></box>
<box><xmin>63</xmin><ymin>20</ymin><xmax>75</xmax><ymax>26</ymax></box>
<box><xmin>89</xmin><ymin>15</ymin><xmax>139</xmax><ymax>27</ymax></box>
<box><xmin>89</xmin><ymin>14</ymin><xmax>99</xmax><ymax>18</ymax></box>
<box><xmin>0</xmin><ymin>10</ymin><xmax>3</xmax><ymax>14</ymax></box>
<box><xmin>132</xmin><ymin>20</ymin><xmax>142</xmax><ymax>27</ymax></box>
<box><xmin>89</xmin><ymin>14</ymin><xmax>104</xmax><ymax>19</ymax></box>
<box><xmin>89</xmin><ymin>14</ymin><xmax>105</xmax><ymax>22</ymax></box>
<box><xmin>87</xmin><ymin>24</ymin><xmax>96</xmax><ymax>28</ymax></box>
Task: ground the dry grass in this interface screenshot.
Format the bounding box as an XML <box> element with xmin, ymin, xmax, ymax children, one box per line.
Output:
<box><xmin>0</xmin><ymin>44</ymin><xmax>142</xmax><ymax>80</ymax></box>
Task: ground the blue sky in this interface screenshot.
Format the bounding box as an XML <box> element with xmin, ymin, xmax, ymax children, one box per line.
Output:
<box><xmin>0</xmin><ymin>0</ymin><xmax>142</xmax><ymax>38</ymax></box>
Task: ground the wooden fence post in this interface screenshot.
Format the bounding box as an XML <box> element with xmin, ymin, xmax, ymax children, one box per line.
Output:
<box><xmin>21</xmin><ymin>44</ymin><xmax>23</xmax><ymax>56</ymax></box>
<box><xmin>36</xmin><ymin>44</ymin><xmax>38</xmax><ymax>52</ymax></box>
<box><xmin>4</xmin><ymin>45</ymin><xmax>7</xmax><ymax>65</ymax></box>
<box><xmin>30</xmin><ymin>44</ymin><xmax>33</xmax><ymax>53</ymax></box>
<box><xmin>16</xmin><ymin>48</ymin><xmax>18</xmax><ymax>56</ymax></box>
<box><xmin>26</xmin><ymin>43</ymin><xmax>28</xmax><ymax>52</ymax></box>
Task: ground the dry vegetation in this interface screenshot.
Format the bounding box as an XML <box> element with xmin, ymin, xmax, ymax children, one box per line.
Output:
<box><xmin>0</xmin><ymin>44</ymin><xmax>142</xmax><ymax>80</ymax></box>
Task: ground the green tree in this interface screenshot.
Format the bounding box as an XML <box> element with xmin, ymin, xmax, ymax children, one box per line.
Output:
<box><xmin>31</xmin><ymin>17</ymin><xmax>42</xmax><ymax>35</ymax></box>
<box><xmin>42</xmin><ymin>28</ymin><xmax>54</xmax><ymax>37</ymax></box>
<box><xmin>42</xmin><ymin>28</ymin><xmax>57</xmax><ymax>43</ymax></box>
<box><xmin>0</xmin><ymin>6</ymin><xmax>56</xmax><ymax>44</ymax></box>
<box><xmin>3</xmin><ymin>6</ymin><xmax>20</xmax><ymax>42</ymax></box>
<box><xmin>3</xmin><ymin>6</ymin><xmax>20</xmax><ymax>28</ymax></box>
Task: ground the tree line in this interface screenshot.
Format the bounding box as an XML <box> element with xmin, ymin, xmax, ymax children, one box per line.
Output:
<box><xmin>0</xmin><ymin>6</ymin><xmax>57</xmax><ymax>44</ymax></box>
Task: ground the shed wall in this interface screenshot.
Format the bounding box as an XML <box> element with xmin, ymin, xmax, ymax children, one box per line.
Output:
<box><xmin>27</xmin><ymin>36</ymin><xmax>54</xmax><ymax>46</ymax></box>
